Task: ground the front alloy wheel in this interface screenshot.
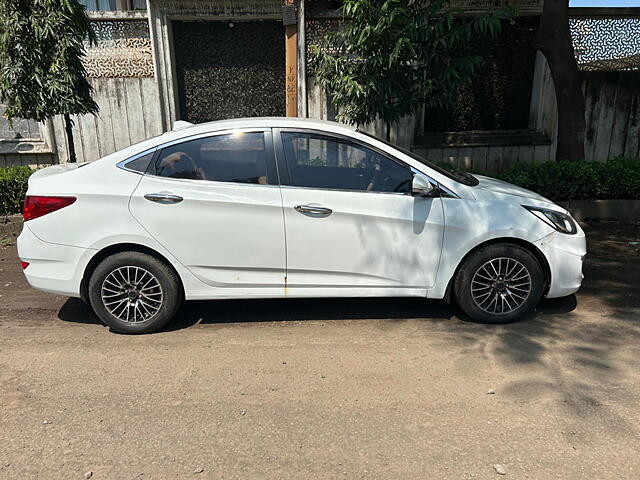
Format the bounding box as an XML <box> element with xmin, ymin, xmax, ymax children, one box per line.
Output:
<box><xmin>454</xmin><ymin>243</ymin><xmax>545</xmax><ymax>323</ymax></box>
<box><xmin>470</xmin><ymin>257</ymin><xmax>532</xmax><ymax>315</ymax></box>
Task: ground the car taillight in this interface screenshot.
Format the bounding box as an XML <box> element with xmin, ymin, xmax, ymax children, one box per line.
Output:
<box><xmin>23</xmin><ymin>195</ymin><xmax>76</xmax><ymax>221</ymax></box>
<box><xmin>21</xmin><ymin>261</ymin><xmax>30</xmax><ymax>270</ymax></box>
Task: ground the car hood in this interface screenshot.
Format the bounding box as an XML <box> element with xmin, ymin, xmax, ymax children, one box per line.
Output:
<box><xmin>472</xmin><ymin>174</ymin><xmax>552</xmax><ymax>203</ymax></box>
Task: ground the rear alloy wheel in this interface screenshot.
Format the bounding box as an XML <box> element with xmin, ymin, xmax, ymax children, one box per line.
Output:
<box><xmin>88</xmin><ymin>252</ymin><xmax>182</xmax><ymax>334</ymax></box>
<box><xmin>454</xmin><ymin>243</ymin><xmax>545</xmax><ymax>323</ymax></box>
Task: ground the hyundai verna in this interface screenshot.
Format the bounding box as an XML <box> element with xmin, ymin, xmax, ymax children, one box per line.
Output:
<box><xmin>17</xmin><ymin>118</ymin><xmax>586</xmax><ymax>334</ymax></box>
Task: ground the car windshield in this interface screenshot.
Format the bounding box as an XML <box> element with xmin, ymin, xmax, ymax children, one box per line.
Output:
<box><xmin>356</xmin><ymin>130</ymin><xmax>480</xmax><ymax>187</ymax></box>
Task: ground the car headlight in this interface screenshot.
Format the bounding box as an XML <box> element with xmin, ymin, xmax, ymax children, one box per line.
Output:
<box><xmin>523</xmin><ymin>205</ymin><xmax>577</xmax><ymax>235</ymax></box>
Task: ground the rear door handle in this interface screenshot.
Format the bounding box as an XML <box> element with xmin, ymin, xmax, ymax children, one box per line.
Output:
<box><xmin>294</xmin><ymin>205</ymin><xmax>333</xmax><ymax>216</ymax></box>
<box><xmin>144</xmin><ymin>193</ymin><xmax>183</xmax><ymax>204</ymax></box>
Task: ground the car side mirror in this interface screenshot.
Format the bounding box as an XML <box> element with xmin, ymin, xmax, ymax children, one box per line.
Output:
<box><xmin>411</xmin><ymin>174</ymin><xmax>435</xmax><ymax>197</ymax></box>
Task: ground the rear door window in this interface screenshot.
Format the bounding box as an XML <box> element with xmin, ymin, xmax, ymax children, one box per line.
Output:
<box><xmin>154</xmin><ymin>132</ymin><xmax>269</xmax><ymax>185</ymax></box>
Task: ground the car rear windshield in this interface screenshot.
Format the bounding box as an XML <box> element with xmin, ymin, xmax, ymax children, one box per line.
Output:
<box><xmin>356</xmin><ymin>130</ymin><xmax>479</xmax><ymax>187</ymax></box>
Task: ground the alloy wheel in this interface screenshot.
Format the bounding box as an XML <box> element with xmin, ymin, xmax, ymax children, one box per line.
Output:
<box><xmin>470</xmin><ymin>257</ymin><xmax>532</xmax><ymax>315</ymax></box>
<box><xmin>101</xmin><ymin>266</ymin><xmax>164</xmax><ymax>323</ymax></box>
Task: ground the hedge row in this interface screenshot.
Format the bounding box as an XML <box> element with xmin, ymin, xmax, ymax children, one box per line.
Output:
<box><xmin>441</xmin><ymin>157</ymin><xmax>640</xmax><ymax>202</ymax></box>
<box><xmin>0</xmin><ymin>166</ymin><xmax>32</xmax><ymax>216</ymax></box>
<box><xmin>1</xmin><ymin>158</ymin><xmax>639</xmax><ymax>215</ymax></box>
<box><xmin>497</xmin><ymin>157</ymin><xmax>640</xmax><ymax>201</ymax></box>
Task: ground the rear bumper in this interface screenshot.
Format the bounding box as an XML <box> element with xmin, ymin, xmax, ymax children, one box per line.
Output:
<box><xmin>17</xmin><ymin>225</ymin><xmax>94</xmax><ymax>298</ymax></box>
<box><xmin>534</xmin><ymin>229</ymin><xmax>587</xmax><ymax>299</ymax></box>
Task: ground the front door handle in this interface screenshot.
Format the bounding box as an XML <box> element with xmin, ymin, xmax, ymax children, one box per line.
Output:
<box><xmin>144</xmin><ymin>193</ymin><xmax>183</xmax><ymax>204</ymax></box>
<box><xmin>294</xmin><ymin>205</ymin><xmax>333</xmax><ymax>216</ymax></box>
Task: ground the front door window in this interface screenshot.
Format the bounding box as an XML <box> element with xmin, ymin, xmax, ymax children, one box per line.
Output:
<box><xmin>280</xmin><ymin>132</ymin><xmax>414</xmax><ymax>194</ymax></box>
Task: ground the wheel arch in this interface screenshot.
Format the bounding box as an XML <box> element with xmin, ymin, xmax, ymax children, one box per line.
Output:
<box><xmin>80</xmin><ymin>243</ymin><xmax>185</xmax><ymax>303</ymax></box>
<box><xmin>443</xmin><ymin>237</ymin><xmax>551</xmax><ymax>304</ymax></box>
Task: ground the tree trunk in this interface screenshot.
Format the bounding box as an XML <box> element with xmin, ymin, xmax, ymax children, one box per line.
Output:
<box><xmin>63</xmin><ymin>114</ymin><xmax>77</xmax><ymax>163</ymax></box>
<box><xmin>534</xmin><ymin>0</ymin><xmax>586</xmax><ymax>162</ymax></box>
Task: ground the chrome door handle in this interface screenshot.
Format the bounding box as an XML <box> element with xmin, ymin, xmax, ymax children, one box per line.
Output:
<box><xmin>294</xmin><ymin>205</ymin><xmax>333</xmax><ymax>216</ymax></box>
<box><xmin>144</xmin><ymin>193</ymin><xmax>183</xmax><ymax>204</ymax></box>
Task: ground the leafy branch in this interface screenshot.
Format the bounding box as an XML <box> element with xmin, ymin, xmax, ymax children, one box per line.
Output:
<box><xmin>0</xmin><ymin>0</ymin><xmax>98</xmax><ymax>162</ymax></box>
<box><xmin>311</xmin><ymin>0</ymin><xmax>516</xmax><ymax>138</ymax></box>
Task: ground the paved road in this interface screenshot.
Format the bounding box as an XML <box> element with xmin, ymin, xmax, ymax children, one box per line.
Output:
<box><xmin>1</xmin><ymin>221</ymin><xmax>639</xmax><ymax>479</ymax></box>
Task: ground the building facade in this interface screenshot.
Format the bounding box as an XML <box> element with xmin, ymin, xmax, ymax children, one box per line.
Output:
<box><xmin>1</xmin><ymin>0</ymin><xmax>639</xmax><ymax>170</ymax></box>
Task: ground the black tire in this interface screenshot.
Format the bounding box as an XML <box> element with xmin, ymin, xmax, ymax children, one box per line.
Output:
<box><xmin>88</xmin><ymin>252</ymin><xmax>182</xmax><ymax>334</ymax></box>
<box><xmin>453</xmin><ymin>243</ymin><xmax>545</xmax><ymax>323</ymax></box>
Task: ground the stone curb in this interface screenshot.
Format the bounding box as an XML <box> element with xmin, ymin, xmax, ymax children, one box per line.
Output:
<box><xmin>559</xmin><ymin>200</ymin><xmax>640</xmax><ymax>222</ymax></box>
<box><xmin>0</xmin><ymin>215</ymin><xmax>23</xmax><ymax>241</ymax></box>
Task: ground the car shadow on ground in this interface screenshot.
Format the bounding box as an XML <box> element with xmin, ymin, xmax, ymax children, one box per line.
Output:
<box><xmin>57</xmin><ymin>294</ymin><xmax>578</xmax><ymax>334</ymax></box>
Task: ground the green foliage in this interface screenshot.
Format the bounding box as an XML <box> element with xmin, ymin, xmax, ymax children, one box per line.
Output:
<box><xmin>2</xmin><ymin>159</ymin><xmax>639</xmax><ymax>215</ymax></box>
<box><xmin>0</xmin><ymin>166</ymin><xmax>32</xmax><ymax>216</ymax></box>
<box><xmin>0</xmin><ymin>0</ymin><xmax>98</xmax><ymax>123</ymax></box>
<box><xmin>310</xmin><ymin>0</ymin><xmax>514</xmax><ymax>129</ymax></box>
<box><xmin>440</xmin><ymin>158</ymin><xmax>640</xmax><ymax>201</ymax></box>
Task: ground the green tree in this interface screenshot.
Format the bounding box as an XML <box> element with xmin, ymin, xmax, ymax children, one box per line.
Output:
<box><xmin>311</xmin><ymin>0</ymin><xmax>514</xmax><ymax>141</ymax></box>
<box><xmin>0</xmin><ymin>0</ymin><xmax>98</xmax><ymax>163</ymax></box>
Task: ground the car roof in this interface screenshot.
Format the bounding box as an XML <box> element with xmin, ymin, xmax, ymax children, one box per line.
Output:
<box><xmin>101</xmin><ymin>117</ymin><xmax>359</xmax><ymax>166</ymax></box>
<box><xmin>165</xmin><ymin>117</ymin><xmax>357</xmax><ymax>140</ymax></box>
<box><xmin>101</xmin><ymin>115</ymin><xmax>471</xmax><ymax>198</ymax></box>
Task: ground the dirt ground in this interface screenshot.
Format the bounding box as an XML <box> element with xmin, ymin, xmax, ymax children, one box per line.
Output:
<box><xmin>1</xmin><ymin>220</ymin><xmax>639</xmax><ymax>480</ymax></box>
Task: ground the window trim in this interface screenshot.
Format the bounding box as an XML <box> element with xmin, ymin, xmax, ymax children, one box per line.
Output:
<box><xmin>273</xmin><ymin>128</ymin><xmax>418</xmax><ymax>196</ymax></box>
<box><xmin>117</xmin><ymin>147</ymin><xmax>159</xmax><ymax>175</ymax></box>
<box><xmin>144</xmin><ymin>128</ymin><xmax>278</xmax><ymax>187</ymax></box>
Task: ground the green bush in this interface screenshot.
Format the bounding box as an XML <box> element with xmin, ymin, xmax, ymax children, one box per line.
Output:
<box><xmin>1</xmin><ymin>158</ymin><xmax>638</xmax><ymax>216</ymax></box>
<box><xmin>0</xmin><ymin>166</ymin><xmax>32</xmax><ymax>216</ymax></box>
<box><xmin>440</xmin><ymin>157</ymin><xmax>640</xmax><ymax>201</ymax></box>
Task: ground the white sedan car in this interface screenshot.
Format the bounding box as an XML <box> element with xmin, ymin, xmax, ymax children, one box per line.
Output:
<box><xmin>18</xmin><ymin>118</ymin><xmax>586</xmax><ymax>334</ymax></box>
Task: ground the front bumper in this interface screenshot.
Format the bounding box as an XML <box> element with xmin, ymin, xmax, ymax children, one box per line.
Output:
<box><xmin>534</xmin><ymin>228</ymin><xmax>587</xmax><ymax>299</ymax></box>
<box><xmin>17</xmin><ymin>225</ymin><xmax>94</xmax><ymax>298</ymax></box>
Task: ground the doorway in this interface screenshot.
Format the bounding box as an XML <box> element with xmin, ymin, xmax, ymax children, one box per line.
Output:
<box><xmin>172</xmin><ymin>20</ymin><xmax>286</xmax><ymax>123</ymax></box>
